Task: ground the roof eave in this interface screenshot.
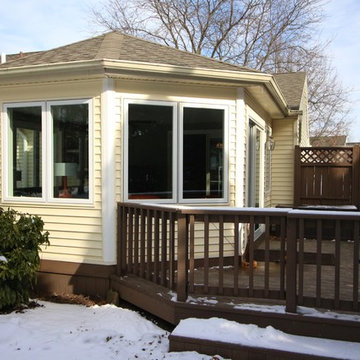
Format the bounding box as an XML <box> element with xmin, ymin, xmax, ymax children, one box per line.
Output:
<box><xmin>0</xmin><ymin>59</ymin><xmax>105</xmax><ymax>75</ymax></box>
<box><xmin>102</xmin><ymin>59</ymin><xmax>290</xmax><ymax>116</ymax></box>
<box><xmin>0</xmin><ymin>58</ymin><xmax>290</xmax><ymax>116</ymax></box>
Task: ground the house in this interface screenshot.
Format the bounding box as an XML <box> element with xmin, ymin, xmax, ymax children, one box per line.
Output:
<box><xmin>0</xmin><ymin>31</ymin><xmax>309</xmax><ymax>297</ymax></box>
<box><xmin>310</xmin><ymin>135</ymin><xmax>348</xmax><ymax>146</ymax></box>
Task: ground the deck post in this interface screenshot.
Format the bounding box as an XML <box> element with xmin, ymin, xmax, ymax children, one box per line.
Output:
<box><xmin>286</xmin><ymin>216</ymin><xmax>297</xmax><ymax>313</ymax></box>
<box><xmin>352</xmin><ymin>146</ymin><xmax>360</xmax><ymax>208</ymax></box>
<box><xmin>177</xmin><ymin>213</ymin><xmax>188</xmax><ymax>302</ymax></box>
<box><xmin>294</xmin><ymin>146</ymin><xmax>301</xmax><ymax>207</ymax></box>
<box><xmin>117</xmin><ymin>203</ymin><xmax>126</xmax><ymax>276</ymax></box>
<box><xmin>120</xmin><ymin>204</ymin><xmax>128</xmax><ymax>276</ymax></box>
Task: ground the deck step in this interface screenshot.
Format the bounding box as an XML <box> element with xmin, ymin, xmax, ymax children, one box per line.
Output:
<box><xmin>169</xmin><ymin>318</ymin><xmax>359</xmax><ymax>360</ymax></box>
<box><xmin>111</xmin><ymin>274</ymin><xmax>360</xmax><ymax>343</ymax></box>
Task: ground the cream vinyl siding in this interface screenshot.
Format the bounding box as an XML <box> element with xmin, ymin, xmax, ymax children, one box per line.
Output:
<box><xmin>271</xmin><ymin>118</ymin><xmax>297</xmax><ymax>206</ymax></box>
<box><xmin>0</xmin><ymin>79</ymin><xmax>105</xmax><ymax>264</ymax></box>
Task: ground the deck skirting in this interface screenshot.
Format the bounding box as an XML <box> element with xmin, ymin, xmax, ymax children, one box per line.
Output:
<box><xmin>36</xmin><ymin>260</ymin><xmax>116</xmax><ymax>298</ymax></box>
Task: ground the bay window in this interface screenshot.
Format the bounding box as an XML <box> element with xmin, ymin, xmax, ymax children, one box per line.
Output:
<box><xmin>4</xmin><ymin>100</ymin><xmax>91</xmax><ymax>202</ymax></box>
<box><xmin>125</xmin><ymin>100</ymin><xmax>227</xmax><ymax>203</ymax></box>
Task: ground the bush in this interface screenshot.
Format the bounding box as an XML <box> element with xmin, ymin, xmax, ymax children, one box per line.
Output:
<box><xmin>0</xmin><ymin>208</ymin><xmax>49</xmax><ymax>311</ymax></box>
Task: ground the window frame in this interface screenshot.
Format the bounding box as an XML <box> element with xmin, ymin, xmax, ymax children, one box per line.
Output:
<box><xmin>2</xmin><ymin>99</ymin><xmax>93</xmax><ymax>204</ymax></box>
<box><xmin>123</xmin><ymin>99</ymin><xmax>178</xmax><ymax>203</ymax></box>
<box><xmin>124</xmin><ymin>99</ymin><xmax>229</xmax><ymax>204</ymax></box>
<box><xmin>178</xmin><ymin>103</ymin><xmax>228</xmax><ymax>204</ymax></box>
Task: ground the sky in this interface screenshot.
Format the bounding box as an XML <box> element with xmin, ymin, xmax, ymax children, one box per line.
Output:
<box><xmin>321</xmin><ymin>0</ymin><xmax>360</xmax><ymax>141</ymax></box>
<box><xmin>1</xmin><ymin>300</ymin><xmax>360</xmax><ymax>359</ymax></box>
<box><xmin>1</xmin><ymin>0</ymin><xmax>360</xmax><ymax>140</ymax></box>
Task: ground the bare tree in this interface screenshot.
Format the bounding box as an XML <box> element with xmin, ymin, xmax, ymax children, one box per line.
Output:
<box><xmin>89</xmin><ymin>0</ymin><xmax>351</xmax><ymax>137</ymax></box>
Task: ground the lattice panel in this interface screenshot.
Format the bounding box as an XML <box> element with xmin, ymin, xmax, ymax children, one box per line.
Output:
<box><xmin>300</xmin><ymin>148</ymin><xmax>353</xmax><ymax>165</ymax></box>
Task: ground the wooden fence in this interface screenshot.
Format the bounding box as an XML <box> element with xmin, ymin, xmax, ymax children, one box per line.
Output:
<box><xmin>117</xmin><ymin>202</ymin><xmax>360</xmax><ymax>314</ymax></box>
<box><xmin>294</xmin><ymin>146</ymin><xmax>360</xmax><ymax>207</ymax></box>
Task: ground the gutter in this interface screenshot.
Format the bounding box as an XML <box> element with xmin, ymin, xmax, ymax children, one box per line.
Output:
<box><xmin>0</xmin><ymin>59</ymin><xmax>105</xmax><ymax>75</ymax></box>
<box><xmin>101</xmin><ymin>59</ymin><xmax>290</xmax><ymax>116</ymax></box>
<box><xmin>264</xmin><ymin>79</ymin><xmax>290</xmax><ymax>116</ymax></box>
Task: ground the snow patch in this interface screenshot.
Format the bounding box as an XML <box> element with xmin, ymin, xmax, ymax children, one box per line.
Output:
<box><xmin>0</xmin><ymin>301</ymin><xmax>222</xmax><ymax>360</ymax></box>
<box><xmin>172</xmin><ymin>317</ymin><xmax>360</xmax><ymax>359</ymax></box>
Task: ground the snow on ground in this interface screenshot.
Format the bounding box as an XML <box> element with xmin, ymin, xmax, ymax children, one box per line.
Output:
<box><xmin>0</xmin><ymin>301</ymin><xmax>219</xmax><ymax>360</ymax></box>
<box><xmin>1</xmin><ymin>300</ymin><xmax>360</xmax><ymax>360</ymax></box>
<box><xmin>173</xmin><ymin>318</ymin><xmax>360</xmax><ymax>360</ymax></box>
<box><xmin>179</xmin><ymin>292</ymin><xmax>360</xmax><ymax>323</ymax></box>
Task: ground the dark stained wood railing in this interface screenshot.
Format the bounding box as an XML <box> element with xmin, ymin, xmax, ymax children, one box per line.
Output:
<box><xmin>287</xmin><ymin>209</ymin><xmax>360</xmax><ymax>312</ymax></box>
<box><xmin>117</xmin><ymin>202</ymin><xmax>360</xmax><ymax>313</ymax></box>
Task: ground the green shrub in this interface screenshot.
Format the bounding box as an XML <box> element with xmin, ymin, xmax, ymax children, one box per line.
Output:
<box><xmin>0</xmin><ymin>208</ymin><xmax>49</xmax><ymax>311</ymax></box>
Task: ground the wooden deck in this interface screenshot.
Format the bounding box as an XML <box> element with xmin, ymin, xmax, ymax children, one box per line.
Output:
<box><xmin>114</xmin><ymin>202</ymin><xmax>360</xmax><ymax>342</ymax></box>
<box><xmin>111</xmin><ymin>274</ymin><xmax>360</xmax><ymax>343</ymax></box>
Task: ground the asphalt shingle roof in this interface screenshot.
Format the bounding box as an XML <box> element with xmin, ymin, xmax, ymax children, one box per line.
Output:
<box><xmin>1</xmin><ymin>32</ymin><xmax>307</xmax><ymax>110</ymax></box>
<box><xmin>273</xmin><ymin>72</ymin><xmax>306</xmax><ymax>110</ymax></box>
<box><xmin>0</xmin><ymin>31</ymin><xmax>256</xmax><ymax>73</ymax></box>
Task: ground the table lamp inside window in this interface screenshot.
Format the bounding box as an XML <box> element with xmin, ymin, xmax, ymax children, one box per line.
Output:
<box><xmin>55</xmin><ymin>162</ymin><xmax>77</xmax><ymax>198</ymax></box>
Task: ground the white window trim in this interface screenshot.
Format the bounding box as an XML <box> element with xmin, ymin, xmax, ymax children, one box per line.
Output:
<box><xmin>47</xmin><ymin>99</ymin><xmax>93</xmax><ymax>205</ymax></box>
<box><xmin>2</xmin><ymin>99</ymin><xmax>93</xmax><ymax>204</ymax></box>
<box><xmin>123</xmin><ymin>99</ymin><xmax>178</xmax><ymax>203</ymax></box>
<box><xmin>178</xmin><ymin>103</ymin><xmax>229</xmax><ymax>204</ymax></box>
<box><xmin>123</xmin><ymin>99</ymin><xmax>229</xmax><ymax>204</ymax></box>
<box><xmin>3</xmin><ymin>102</ymin><xmax>46</xmax><ymax>204</ymax></box>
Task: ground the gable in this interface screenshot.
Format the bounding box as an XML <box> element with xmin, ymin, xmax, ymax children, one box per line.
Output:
<box><xmin>273</xmin><ymin>72</ymin><xmax>306</xmax><ymax>110</ymax></box>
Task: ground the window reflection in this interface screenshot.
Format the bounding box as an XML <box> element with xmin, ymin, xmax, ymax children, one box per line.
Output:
<box><xmin>8</xmin><ymin>107</ymin><xmax>42</xmax><ymax>197</ymax></box>
<box><xmin>183</xmin><ymin>108</ymin><xmax>224</xmax><ymax>199</ymax></box>
<box><xmin>128</xmin><ymin>104</ymin><xmax>173</xmax><ymax>199</ymax></box>
<box><xmin>52</xmin><ymin>104</ymin><xmax>89</xmax><ymax>199</ymax></box>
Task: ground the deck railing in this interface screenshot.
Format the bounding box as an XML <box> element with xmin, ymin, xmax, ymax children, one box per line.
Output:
<box><xmin>117</xmin><ymin>202</ymin><xmax>360</xmax><ymax>313</ymax></box>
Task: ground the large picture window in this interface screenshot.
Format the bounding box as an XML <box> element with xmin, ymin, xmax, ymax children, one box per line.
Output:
<box><xmin>128</xmin><ymin>103</ymin><xmax>174</xmax><ymax>199</ymax></box>
<box><xmin>182</xmin><ymin>107</ymin><xmax>224</xmax><ymax>199</ymax></box>
<box><xmin>51</xmin><ymin>103</ymin><xmax>89</xmax><ymax>199</ymax></box>
<box><xmin>4</xmin><ymin>100</ymin><xmax>91</xmax><ymax>202</ymax></box>
<box><xmin>125</xmin><ymin>100</ymin><xmax>227</xmax><ymax>203</ymax></box>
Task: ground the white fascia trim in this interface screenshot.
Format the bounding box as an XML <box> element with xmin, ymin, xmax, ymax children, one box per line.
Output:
<box><xmin>0</xmin><ymin>59</ymin><xmax>104</xmax><ymax>75</ymax></box>
<box><xmin>105</xmin><ymin>60</ymin><xmax>289</xmax><ymax>116</ymax></box>
<box><xmin>101</xmin><ymin>78</ymin><xmax>117</xmax><ymax>264</ymax></box>
<box><xmin>103</xmin><ymin>59</ymin><xmax>277</xmax><ymax>89</ymax></box>
<box><xmin>235</xmin><ymin>88</ymin><xmax>245</xmax><ymax>207</ymax></box>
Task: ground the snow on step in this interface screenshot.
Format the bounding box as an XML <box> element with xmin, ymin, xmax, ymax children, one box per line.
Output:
<box><xmin>171</xmin><ymin>317</ymin><xmax>360</xmax><ymax>359</ymax></box>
